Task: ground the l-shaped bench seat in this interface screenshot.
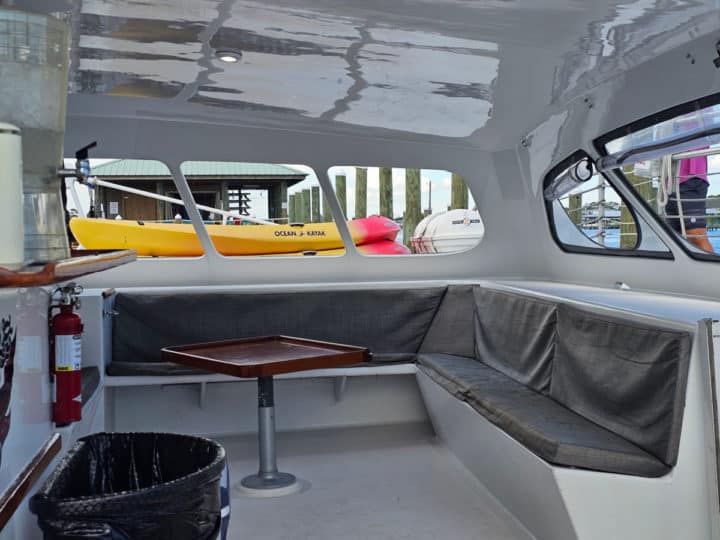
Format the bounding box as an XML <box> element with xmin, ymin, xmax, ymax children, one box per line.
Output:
<box><xmin>107</xmin><ymin>284</ymin><xmax>691</xmax><ymax>478</ymax></box>
<box><xmin>419</xmin><ymin>287</ymin><xmax>691</xmax><ymax>477</ymax></box>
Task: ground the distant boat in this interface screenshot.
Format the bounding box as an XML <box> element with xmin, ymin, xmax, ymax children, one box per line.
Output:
<box><xmin>411</xmin><ymin>209</ymin><xmax>484</xmax><ymax>254</ymax></box>
<box><xmin>70</xmin><ymin>215</ymin><xmax>402</xmax><ymax>257</ymax></box>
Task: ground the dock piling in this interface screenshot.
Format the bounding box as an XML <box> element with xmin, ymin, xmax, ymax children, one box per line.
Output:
<box><xmin>301</xmin><ymin>189</ymin><xmax>311</xmax><ymax>223</ymax></box>
<box><xmin>450</xmin><ymin>173</ymin><xmax>468</xmax><ymax>209</ymax></box>
<box><xmin>620</xmin><ymin>168</ymin><xmax>654</xmax><ymax>248</ymax></box>
<box><xmin>311</xmin><ymin>186</ymin><xmax>320</xmax><ymax>223</ymax></box>
<box><xmin>288</xmin><ymin>194</ymin><xmax>297</xmax><ymax>223</ymax></box>
<box><xmin>293</xmin><ymin>192</ymin><xmax>303</xmax><ymax>223</ymax></box>
<box><xmin>568</xmin><ymin>195</ymin><xmax>581</xmax><ymax>226</ymax></box>
<box><xmin>404</xmin><ymin>169</ymin><xmax>421</xmax><ymax>248</ymax></box>
<box><xmin>336</xmin><ymin>175</ymin><xmax>347</xmax><ymax>217</ymax></box>
<box><xmin>380</xmin><ymin>167</ymin><xmax>393</xmax><ymax>218</ymax></box>
<box><xmin>355</xmin><ymin>168</ymin><xmax>367</xmax><ymax>219</ymax></box>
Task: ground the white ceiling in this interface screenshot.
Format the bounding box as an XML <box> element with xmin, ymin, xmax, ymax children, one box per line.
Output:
<box><xmin>7</xmin><ymin>0</ymin><xmax>719</xmax><ymax>149</ymax></box>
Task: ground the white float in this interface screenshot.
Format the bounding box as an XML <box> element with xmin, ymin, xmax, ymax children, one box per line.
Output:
<box><xmin>411</xmin><ymin>209</ymin><xmax>484</xmax><ymax>254</ymax></box>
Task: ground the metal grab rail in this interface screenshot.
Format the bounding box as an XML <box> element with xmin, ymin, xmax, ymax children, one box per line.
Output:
<box><xmin>67</xmin><ymin>176</ymin><xmax>278</xmax><ymax>226</ymax></box>
<box><xmin>559</xmin><ymin>182</ymin><xmax>606</xmax><ymax>199</ymax></box>
<box><xmin>84</xmin><ymin>177</ymin><xmax>276</xmax><ymax>226</ymax></box>
<box><xmin>672</xmin><ymin>146</ymin><xmax>720</xmax><ymax>161</ymax></box>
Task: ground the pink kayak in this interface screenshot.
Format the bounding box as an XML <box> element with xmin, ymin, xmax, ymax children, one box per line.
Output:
<box><xmin>357</xmin><ymin>240</ymin><xmax>411</xmax><ymax>255</ymax></box>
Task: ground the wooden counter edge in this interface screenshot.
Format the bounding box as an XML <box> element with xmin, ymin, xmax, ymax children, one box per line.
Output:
<box><xmin>0</xmin><ymin>433</ymin><xmax>61</xmax><ymax>530</ymax></box>
<box><xmin>0</xmin><ymin>250</ymin><xmax>136</xmax><ymax>288</ymax></box>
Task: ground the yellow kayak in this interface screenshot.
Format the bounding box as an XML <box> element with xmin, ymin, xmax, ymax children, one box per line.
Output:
<box><xmin>69</xmin><ymin>216</ymin><xmax>400</xmax><ymax>257</ymax></box>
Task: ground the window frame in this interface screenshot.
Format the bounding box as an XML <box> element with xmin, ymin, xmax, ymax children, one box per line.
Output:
<box><xmin>593</xmin><ymin>92</ymin><xmax>720</xmax><ymax>263</ymax></box>
<box><xmin>176</xmin><ymin>161</ymin><xmax>349</xmax><ymax>260</ymax></box>
<box><xmin>544</xmin><ymin>150</ymin><xmax>673</xmax><ymax>260</ymax></box>
<box><xmin>324</xmin><ymin>165</ymin><xmax>483</xmax><ymax>257</ymax></box>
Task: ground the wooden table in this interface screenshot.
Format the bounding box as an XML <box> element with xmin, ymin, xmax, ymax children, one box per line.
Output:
<box><xmin>162</xmin><ymin>336</ymin><xmax>369</xmax><ymax>495</ymax></box>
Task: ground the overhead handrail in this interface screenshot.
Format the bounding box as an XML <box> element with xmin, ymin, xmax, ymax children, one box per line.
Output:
<box><xmin>597</xmin><ymin>125</ymin><xmax>720</xmax><ymax>171</ymax></box>
<box><xmin>671</xmin><ymin>146</ymin><xmax>720</xmax><ymax>161</ymax></box>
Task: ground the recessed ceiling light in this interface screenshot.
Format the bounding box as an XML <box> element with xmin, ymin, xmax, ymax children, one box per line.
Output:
<box><xmin>216</xmin><ymin>50</ymin><xmax>242</xmax><ymax>63</ymax></box>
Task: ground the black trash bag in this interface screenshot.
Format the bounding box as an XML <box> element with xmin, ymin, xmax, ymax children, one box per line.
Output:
<box><xmin>40</xmin><ymin>522</ymin><xmax>114</xmax><ymax>539</ymax></box>
<box><xmin>30</xmin><ymin>432</ymin><xmax>227</xmax><ymax>540</ymax></box>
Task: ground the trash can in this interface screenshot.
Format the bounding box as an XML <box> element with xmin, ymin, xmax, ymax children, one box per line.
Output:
<box><xmin>30</xmin><ymin>432</ymin><xmax>229</xmax><ymax>540</ymax></box>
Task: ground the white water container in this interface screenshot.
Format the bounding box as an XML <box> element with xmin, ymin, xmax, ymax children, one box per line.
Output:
<box><xmin>0</xmin><ymin>9</ymin><xmax>71</xmax><ymax>262</ymax></box>
<box><xmin>0</xmin><ymin>123</ymin><xmax>24</xmax><ymax>268</ymax></box>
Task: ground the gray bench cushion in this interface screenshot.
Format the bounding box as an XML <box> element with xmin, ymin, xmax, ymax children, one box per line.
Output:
<box><xmin>416</xmin><ymin>353</ymin><xmax>484</xmax><ymax>396</ymax></box>
<box><xmin>81</xmin><ymin>367</ymin><xmax>100</xmax><ymax>404</ymax></box>
<box><xmin>418</xmin><ymin>354</ymin><xmax>669</xmax><ymax>477</ymax></box>
<box><xmin>473</xmin><ymin>287</ymin><xmax>556</xmax><ymax>393</ymax></box>
<box><xmin>419</xmin><ymin>285</ymin><xmax>476</xmax><ymax>358</ymax></box>
<box><xmin>111</xmin><ymin>288</ymin><xmax>445</xmax><ymax>376</ymax></box>
<box><xmin>551</xmin><ymin>304</ymin><xmax>691</xmax><ymax>466</ymax></box>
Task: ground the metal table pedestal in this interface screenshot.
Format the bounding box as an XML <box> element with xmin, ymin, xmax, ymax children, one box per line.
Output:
<box><xmin>238</xmin><ymin>376</ymin><xmax>301</xmax><ymax>497</ymax></box>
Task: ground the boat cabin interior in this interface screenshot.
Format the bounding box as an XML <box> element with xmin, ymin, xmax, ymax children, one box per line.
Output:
<box><xmin>1</xmin><ymin>1</ymin><xmax>720</xmax><ymax>539</ymax></box>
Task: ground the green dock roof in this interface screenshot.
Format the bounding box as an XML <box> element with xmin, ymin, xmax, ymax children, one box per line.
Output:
<box><xmin>91</xmin><ymin>159</ymin><xmax>307</xmax><ymax>178</ymax></box>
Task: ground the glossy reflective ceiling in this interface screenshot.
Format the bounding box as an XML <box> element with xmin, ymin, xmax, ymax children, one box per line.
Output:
<box><xmin>7</xmin><ymin>0</ymin><xmax>719</xmax><ymax>145</ymax></box>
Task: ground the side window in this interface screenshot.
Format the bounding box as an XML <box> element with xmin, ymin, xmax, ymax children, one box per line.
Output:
<box><xmin>325</xmin><ymin>166</ymin><xmax>482</xmax><ymax>255</ymax></box>
<box><xmin>545</xmin><ymin>154</ymin><xmax>669</xmax><ymax>254</ymax></box>
<box><xmin>601</xmin><ymin>101</ymin><xmax>720</xmax><ymax>257</ymax></box>
<box><xmin>622</xmin><ymin>155</ymin><xmax>719</xmax><ymax>254</ymax></box>
<box><xmin>180</xmin><ymin>161</ymin><xmax>344</xmax><ymax>257</ymax></box>
<box><xmin>65</xmin><ymin>158</ymin><xmax>206</xmax><ymax>257</ymax></box>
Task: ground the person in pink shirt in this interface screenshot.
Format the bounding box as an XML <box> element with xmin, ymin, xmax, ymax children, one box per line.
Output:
<box><xmin>666</xmin><ymin>152</ymin><xmax>714</xmax><ymax>252</ymax></box>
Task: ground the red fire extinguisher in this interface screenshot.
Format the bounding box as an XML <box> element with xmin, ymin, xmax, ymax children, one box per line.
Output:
<box><xmin>49</xmin><ymin>283</ymin><xmax>83</xmax><ymax>425</ymax></box>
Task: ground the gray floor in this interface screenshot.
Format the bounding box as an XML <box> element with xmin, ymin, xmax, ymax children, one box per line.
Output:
<box><xmin>220</xmin><ymin>423</ymin><xmax>534</xmax><ymax>540</ymax></box>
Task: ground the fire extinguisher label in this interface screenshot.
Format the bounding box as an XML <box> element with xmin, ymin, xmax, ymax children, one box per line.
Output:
<box><xmin>55</xmin><ymin>335</ymin><xmax>81</xmax><ymax>371</ymax></box>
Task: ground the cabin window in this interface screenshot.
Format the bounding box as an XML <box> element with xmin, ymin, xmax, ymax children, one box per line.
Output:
<box><xmin>600</xmin><ymin>101</ymin><xmax>720</xmax><ymax>258</ymax></box>
<box><xmin>325</xmin><ymin>166</ymin><xmax>482</xmax><ymax>255</ymax></box>
<box><xmin>64</xmin><ymin>159</ymin><xmax>206</xmax><ymax>257</ymax></box>
<box><xmin>545</xmin><ymin>153</ymin><xmax>671</xmax><ymax>256</ymax></box>
<box><xmin>179</xmin><ymin>161</ymin><xmax>345</xmax><ymax>257</ymax></box>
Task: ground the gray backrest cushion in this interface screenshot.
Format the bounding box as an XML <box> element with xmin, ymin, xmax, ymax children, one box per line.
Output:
<box><xmin>473</xmin><ymin>287</ymin><xmax>557</xmax><ymax>393</ymax></box>
<box><xmin>551</xmin><ymin>303</ymin><xmax>691</xmax><ymax>465</ymax></box>
<box><xmin>419</xmin><ymin>284</ymin><xmax>476</xmax><ymax>358</ymax></box>
<box><xmin>113</xmin><ymin>287</ymin><xmax>446</xmax><ymax>364</ymax></box>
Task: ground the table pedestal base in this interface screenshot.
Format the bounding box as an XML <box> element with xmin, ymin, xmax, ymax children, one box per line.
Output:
<box><xmin>237</xmin><ymin>472</ymin><xmax>302</xmax><ymax>497</ymax></box>
<box><xmin>237</xmin><ymin>376</ymin><xmax>302</xmax><ymax>497</ymax></box>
